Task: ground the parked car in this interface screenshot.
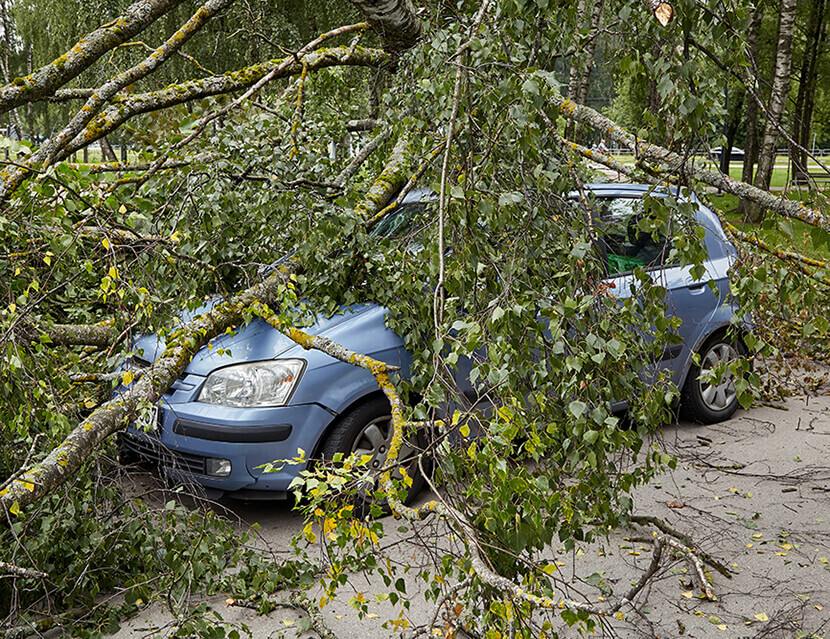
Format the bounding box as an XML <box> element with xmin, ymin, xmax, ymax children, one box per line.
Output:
<box><xmin>119</xmin><ymin>185</ymin><xmax>747</xmax><ymax>500</ymax></box>
<box><xmin>709</xmin><ymin>146</ymin><xmax>745</xmax><ymax>163</ymax></box>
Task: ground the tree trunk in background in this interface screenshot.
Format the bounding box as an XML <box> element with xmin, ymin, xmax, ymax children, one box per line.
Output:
<box><xmin>25</xmin><ymin>46</ymin><xmax>33</xmax><ymax>138</ymax></box>
<box><xmin>99</xmin><ymin>136</ymin><xmax>118</xmax><ymax>162</ymax></box>
<box><xmin>565</xmin><ymin>0</ymin><xmax>604</xmax><ymax>143</ymax></box>
<box><xmin>790</xmin><ymin>0</ymin><xmax>827</xmax><ymax>182</ymax></box>
<box><xmin>721</xmin><ymin>88</ymin><xmax>744</xmax><ymax>176</ymax></box>
<box><xmin>738</xmin><ymin>0</ymin><xmax>763</xmax><ymax>223</ymax></box>
<box><xmin>0</xmin><ymin>0</ymin><xmax>19</xmax><ymax>138</ymax></box>
<box><xmin>745</xmin><ymin>0</ymin><xmax>798</xmax><ymax>222</ymax></box>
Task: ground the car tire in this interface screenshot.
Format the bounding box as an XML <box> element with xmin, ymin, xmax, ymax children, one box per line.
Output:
<box><xmin>680</xmin><ymin>335</ymin><xmax>745</xmax><ymax>424</ymax></box>
<box><xmin>319</xmin><ymin>396</ymin><xmax>428</xmax><ymax>516</ymax></box>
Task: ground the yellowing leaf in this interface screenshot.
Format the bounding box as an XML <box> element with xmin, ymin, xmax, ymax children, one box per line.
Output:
<box><xmin>754</xmin><ymin>612</ymin><xmax>769</xmax><ymax>622</ymax></box>
<box><xmin>717</xmin><ymin>624</ymin><xmax>727</xmax><ymax>630</ymax></box>
<box><xmin>459</xmin><ymin>423</ymin><xmax>470</xmax><ymax>438</ymax></box>
<box><xmin>681</xmin><ymin>591</ymin><xmax>694</xmax><ymax>599</ymax></box>
<box><xmin>780</xmin><ymin>543</ymin><xmax>792</xmax><ymax>550</ymax></box>
<box><xmin>102</xmin><ymin>237</ymin><xmax>111</xmax><ymax>250</ymax></box>
<box><xmin>281</xmin><ymin>619</ymin><xmax>295</xmax><ymax>626</ymax></box>
<box><xmin>122</xmin><ymin>371</ymin><xmax>134</xmax><ymax>386</ymax></box>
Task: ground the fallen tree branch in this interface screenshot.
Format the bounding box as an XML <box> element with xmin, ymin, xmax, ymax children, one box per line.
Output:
<box><xmin>20</xmin><ymin>322</ymin><xmax>119</xmax><ymax>348</ymax></box>
<box><xmin>260</xmin><ymin>303</ymin><xmax>719</xmax><ymax>620</ymax></box>
<box><xmin>0</xmin><ymin>133</ymin><xmax>413</xmax><ymax>517</ymax></box>
<box><xmin>128</xmin><ymin>23</ymin><xmax>373</xmax><ymax>189</ymax></box>
<box><xmin>288</xmin><ymin>591</ymin><xmax>337</xmax><ymax>639</ymax></box>
<box><xmin>629</xmin><ymin>514</ymin><xmax>732</xmax><ymax>579</ymax></box>
<box><xmin>65</xmin><ymin>153</ymin><xmax>214</xmax><ymax>175</ymax></box>
<box><xmin>0</xmin><ymin>0</ymin><xmax>188</xmax><ymax>115</ymax></box>
<box><xmin>561</xmin><ymin>133</ymin><xmax>830</xmax><ymax>287</ymax></box>
<box><xmin>346</xmin><ymin>118</ymin><xmax>382</xmax><ymax>131</ymax></box>
<box><xmin>332</xmin><ymin>125</ymin><xmax>391</xmax><ymax>188</ymax></box>
<box><xmin>0</xmin><ymin>561</ymin><xmax>49</xmax><ymax>580</ymax></box>
<box><xmin>543</xmin><ymin>91</ymin><xmax>829</xmax><ymax>230</ymax></box>
<box><xmin>0</xmin><ymin>0</ymin><xmax>236</xmax><ymax>202</ymax></box>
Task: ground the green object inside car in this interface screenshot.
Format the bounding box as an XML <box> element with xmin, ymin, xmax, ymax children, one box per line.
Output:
<box><xmin>607</xmin><ymin>253</ymin><xmax>645</xmax><ymax>274</ymax></box>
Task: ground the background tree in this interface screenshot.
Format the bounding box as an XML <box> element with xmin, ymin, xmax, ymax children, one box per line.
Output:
<box><xmin>790</xmin><ymin>0</ymin><xmax>828</xmax><ymax>182</ymax></box>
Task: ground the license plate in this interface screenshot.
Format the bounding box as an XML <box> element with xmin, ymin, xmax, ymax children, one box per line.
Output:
<box><xmin>135</xmin><ymin>405</ymin><xmax>160</xmax><ymax>433</ymax></box>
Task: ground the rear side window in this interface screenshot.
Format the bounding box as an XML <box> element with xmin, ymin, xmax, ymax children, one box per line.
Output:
<box><xmin>369</xmin><ymin>201</ymin><xmax>435</xmax><ymax>242</ymax></box>
<box><xmin>594</xmin><ymin>197</ymin><xmax>674</xmax><ymax>275</ymax></box>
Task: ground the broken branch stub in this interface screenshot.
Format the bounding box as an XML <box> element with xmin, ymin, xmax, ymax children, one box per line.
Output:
<box><xmin>351</xmin><ymin>0</ymin><xmax>422</xmax><ymax>53</ymax></box>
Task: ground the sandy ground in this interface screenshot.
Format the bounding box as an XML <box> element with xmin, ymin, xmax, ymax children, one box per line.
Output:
<box><xmin>108</xmin><ymin>393</ymin><xmax>830</xmax><ymax>639</ymax></box>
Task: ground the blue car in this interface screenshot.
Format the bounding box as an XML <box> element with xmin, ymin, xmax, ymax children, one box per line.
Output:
<box><xmin>120</xmin><ymin>185</ymin><xmax>747</xmax><ymax>499</ymax></box>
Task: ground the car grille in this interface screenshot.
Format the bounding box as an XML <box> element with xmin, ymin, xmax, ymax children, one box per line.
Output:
<box><xmin>120</xmin><ymin>433</ymin><xmax>207</xmax><ymax>475</ymax></box>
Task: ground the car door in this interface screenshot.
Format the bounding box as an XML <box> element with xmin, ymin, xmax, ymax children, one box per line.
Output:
<box><xmin>597</xmin><ymin>195</ymin><xmax>727</xmax><ymax>387</ymax></box>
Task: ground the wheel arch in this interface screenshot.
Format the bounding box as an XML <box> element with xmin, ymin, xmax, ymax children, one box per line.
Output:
<box><xmin>309</xmin><ymin>389</ymin><xmax>389</xmax><ymax>460</ymax></box>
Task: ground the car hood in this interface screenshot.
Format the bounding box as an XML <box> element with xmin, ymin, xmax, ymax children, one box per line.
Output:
<box><xmin>133</xmin><ymin>301</ymin><xmax>376</xmax><ymax>376</ymax></box>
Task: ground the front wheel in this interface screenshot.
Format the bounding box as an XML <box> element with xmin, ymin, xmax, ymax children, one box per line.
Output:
<box><xmin>680</xmin><ymin>336</ymin><xmax>745</xmax><ymax>424</ymax></box>
<box><xmin>319</xmin><ymin>396</ymin><xmax>428</xmax><ymax>516</ymax></box>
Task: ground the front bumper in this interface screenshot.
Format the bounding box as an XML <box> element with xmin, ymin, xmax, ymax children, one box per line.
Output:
<box><xmin>122</xmin><ymin>399</ymin><xmax>337</xmax><ymax>497</ymax></box>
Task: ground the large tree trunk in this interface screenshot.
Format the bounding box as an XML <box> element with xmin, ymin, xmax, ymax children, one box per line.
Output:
<box><xmin>790</xmin><ymin>0</ymin><xmax>827</xmax><ymax>182</ymax></box>
<box><xmin>745</xmin><ymin>0</ymin><xmax>798</xmax><ymax>222</ymax></box>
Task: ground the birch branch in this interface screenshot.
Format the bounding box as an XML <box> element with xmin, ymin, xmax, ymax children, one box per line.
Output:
<box><xmin>0</xmin><ymin>0</ymin><xmax>235</xmax><ymax>202</ymax></box>
<box><xmin>544</xmin><ymin>93</ymin><xmax>829</xmax><ymax>230</ymax></box>
<box><xmin>0</xmin><ymin>0</ymin><xmax>188</xmax><ymax>114</ymax></box>
<box><xmin>0</xmin><ymin>132</ymin><xmax>412</xmax><ymax>517</ymax></box>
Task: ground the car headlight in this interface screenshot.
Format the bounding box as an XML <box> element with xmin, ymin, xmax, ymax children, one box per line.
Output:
<box><xmin>198</xmin><ymin>359</ymin><xmax>305</xmax><ymax>408</ymax></box>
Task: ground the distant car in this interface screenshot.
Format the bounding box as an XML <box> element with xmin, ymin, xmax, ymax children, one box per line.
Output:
<box><xmin>119</xmin><ymin>185</ymin><xmax>747</xmax><ymax>500</ymax></box>
<box><xmin>709</xmin><ymin>146</ymin><xmax>745</xmax><ymax>163</ymax></box>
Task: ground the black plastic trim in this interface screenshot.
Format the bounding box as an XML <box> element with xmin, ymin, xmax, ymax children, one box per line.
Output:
<box><xmin>173</xmin><ymin>418</ymin><xmax>292</xmax><ymax>443</ymax></box>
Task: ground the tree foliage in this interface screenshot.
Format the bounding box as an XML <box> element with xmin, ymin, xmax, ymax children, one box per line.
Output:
<box><xmin>0</xmin><ymin>0</ymin><xmax>828</xmax><ymax>636</ymax></box>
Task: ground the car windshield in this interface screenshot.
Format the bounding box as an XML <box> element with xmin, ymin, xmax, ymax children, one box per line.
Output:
<box><xmin>594</xmin><ymin>197</ymin><xmax>674</xmax><ymax>275</ymax></box>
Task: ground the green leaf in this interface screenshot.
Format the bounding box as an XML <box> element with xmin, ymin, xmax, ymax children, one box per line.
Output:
<box><xmin>568</xmin><ymin>400</ymin><xmax>587</xmax><ymax>419</ymax></box>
